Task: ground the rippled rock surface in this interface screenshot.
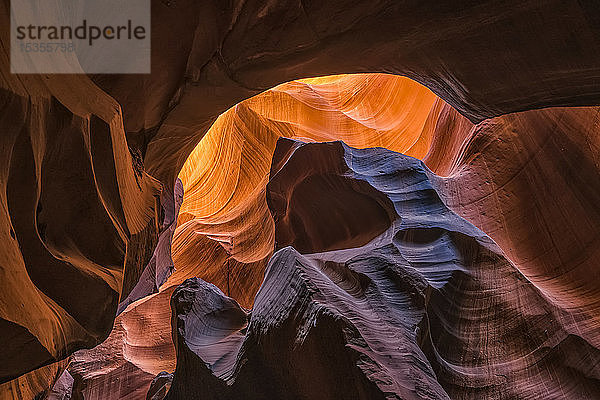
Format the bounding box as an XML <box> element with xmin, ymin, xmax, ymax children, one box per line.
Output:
<box><xmin>157</xmin><ymin>139</ymin><xmax>600</xmax><ymax>399</ymax></box>
<box><xmin>3</xmin><ymin>0</ymin><xmax>600</xmax><ymax>395</ymax></box>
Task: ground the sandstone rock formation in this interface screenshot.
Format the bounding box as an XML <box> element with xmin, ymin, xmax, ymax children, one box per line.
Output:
<box><xmin>67</xmin><ymin>287</ymin><xmax>176</xmax><ymax>400</ymax></box>
<box><xmin>1</xmin><ymin>0</ymin><xmax>600</xmax><ymax>397</ymax></box>
<box><xmin>146</xmin><ymin>372</ymin><xmax>173</xmax><ymax>400</ymax></box>
<box><xmin>158</xmin><ymin>139</ymin><xmax>600</xmax><ymax>399</ymax></box>
<box><xmin>44</xmin><ymin>74</ymin><xmax>451</xmax><ymax>400</ymax></box>
<box><xmin>0</xmin><ymin>67</ymin><xmax>162</xmax><ymax>397</ymax></box>
<box><xmin>118</xmin><ymin>179</ymin><xmax>185</xmax><ymax>314</ymax></box>
<box><xmin>428</xmin><ymin>108</ymin><xmax>600</xmax><ymax>347</ymax></box>
<box><xmin>46</xmin><ymin>370</ymin><xmax>74</xmax><ymax>400</ymax></box>
<box><xmin>174</xmin><ymin>74</ymin><xmax>441</xmax><ymax>308</ymax></box>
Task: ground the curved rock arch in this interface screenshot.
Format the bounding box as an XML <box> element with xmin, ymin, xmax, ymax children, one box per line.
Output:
<box><xmin>1</xmin><ymin>0</ymin><xmax>600</xmax><ymax>396</ymax></box>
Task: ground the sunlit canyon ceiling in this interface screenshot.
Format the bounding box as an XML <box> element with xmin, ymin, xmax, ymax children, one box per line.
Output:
<box><xmin>1</xmin><ymin>1</ymin><xmax>600</xmax><ymax>399</ymax></box>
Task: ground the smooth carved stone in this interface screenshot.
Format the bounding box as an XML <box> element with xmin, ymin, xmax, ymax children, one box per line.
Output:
<box><xmin>146</xmin><ymin>372</ymin><xmax>173</xmax><ymax>400</ymax></box>
<box><xmin>157</xmin><ymin>139</ymin><xmax>600</xmax><ymax>399</ymax></box>
<box><xmin>4</xmin><ymin>0</ymin><xmax>600</xmax><ymax>389</ymax></box>
<box><xmin>46</xmin><ymin>370</ymin><xmax>74</xmax><ymax>400</ymax></box>
<box><xmin>66</xmin><ymin>286</ymin><xmax>177</xmax><ymax>400</ymax></box>
<box><xmin>164</xmin><ymin>278</ymin><xmax>246</xmax><ymax>400</ymax></box>
<box><xmin>119</xmin><ymin>179</ymin><xmax>185</xmax><ymax>314</ymax></box>
<box><xmin>0</xmin><ymin>89</ymin><xmax>161</xmax><ymax>389</ymax></box>
<box><xmin>425</xmin><ymin>107</ymin><xmax>600</xmax><ymax>349</ymax></box>
<box><xmin>173</xmin><ymin>75</ymin><xmax>439</xmax><ymax>310</ymax></box>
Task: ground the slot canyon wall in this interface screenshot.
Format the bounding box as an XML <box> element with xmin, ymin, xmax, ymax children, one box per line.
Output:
<box><xmin>0</xmin><ymin>0</ymin><xmax>600</xmax><ymax>399</ymax></box>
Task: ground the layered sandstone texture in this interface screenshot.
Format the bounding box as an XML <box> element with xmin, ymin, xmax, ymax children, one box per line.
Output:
<box><xmin>65</xmin><ymin>77</ymin><xmax>600</xmax><ymax>399</ymax></box>
<box><xmin>175</xmin><ymin>74</ymin><xmax>441</xmax><ymax>308</ymax></box>
<box><xmin>1</xmin><ymin>0</ymin><xmax>600</xmax><ymax>398</ymax></box>
<box><xmin>160</xmin><ymin>139</ymin><xmax>600</xmax><ymax>399</ymax></box>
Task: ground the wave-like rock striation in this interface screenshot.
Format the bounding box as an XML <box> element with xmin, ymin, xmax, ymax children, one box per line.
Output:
<box><xmin>3</xmin><ymin>0</ymin><xmax>600</xmax><ymax>393</ymax></box>
<box><xmin>156</xmin><ymin>138</ymin><xmax>600</xmax><ymax>399</ymax></box>
<box><xmin>174</xmin><ymin>74</ymin><xmax>439</xmax><ymax>309</ymax></box>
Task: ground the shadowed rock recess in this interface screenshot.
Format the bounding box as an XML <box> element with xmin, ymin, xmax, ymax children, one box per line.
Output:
<box><xmin>154</xmin><ymin>139</ymin><xmax>600</xmax><ymax>400</ymax></box>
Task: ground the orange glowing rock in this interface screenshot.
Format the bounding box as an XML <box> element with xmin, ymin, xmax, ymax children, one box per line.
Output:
<box><xmin>2</xmin><ymin>0</ymin><xmax>600</xmax><ymax>396</ymax></box>
<box><xmin>175</xmin><ymin>74</ymin><xmax>443</xmax><ymax>307</ymax></box>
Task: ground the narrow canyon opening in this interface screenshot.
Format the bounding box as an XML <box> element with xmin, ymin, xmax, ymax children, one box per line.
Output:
<box><xmin>0</xmin><ymin>18</ymin><xmax>600</xmax><ymax>400</ymax></box>
<box><xmin>171</xmin><ymin>73</ymin><xmax>456</xmax><ymax>308</ymax></box>
<box><xmin>3</xmin><ymin>2</ymin><xmax>600</xmax><ymax>394</ymax></box>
